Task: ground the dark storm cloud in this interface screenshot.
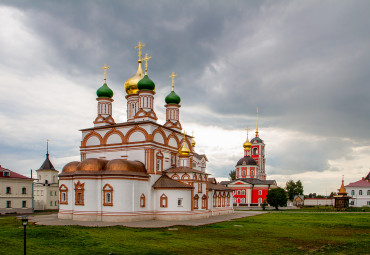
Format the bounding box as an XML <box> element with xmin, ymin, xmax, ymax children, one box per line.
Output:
<box><xmin>1</xmin><ymin>0</ymin><xmax>370</xmax><ymax>178</ymax></box>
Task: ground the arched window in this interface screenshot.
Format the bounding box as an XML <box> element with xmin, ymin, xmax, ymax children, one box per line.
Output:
<box><xmin>218</xmin><ymin>193</ymin><xmax>222</xmax><ymax>207</ymax></box>
<box><xmin>258</xmin><ymin>190</ymin><xmax>262</xmax><ymax>195</ymax></box>
<box><xmin>242</xmin><ymin>190</ymin><xmax>245</xmax><ymax>195</ymax></box>
<box><xmin>103</xmin><ymin>184</ymin><xmax>113</xmax><ymax>206</ymax></box>
<box><xmin>140</xmin><ymin>194</ymin><xmax>145</xmax><ymax>208</ymax></box>
<box><xmin>194</xmin><ymin>194</ymin><xmax>199</xmax><ymax>209</ymax></box>
<box><xmin>213</xmin><ymin>193</ymin><xmax>217</xmax><ymax>207</ymax></box>
<box><xmin>253</xmin><ymin>148</ymin><xmax>258</xmax><ymax>155</ymax></box>
<box><xmin>160</xmin><ymin>194</ymin><xmax>168</xmax><ymax>207</ymax></box>
<box><xmin>258</xmin><ymin>197</ymin><xmax>262</xmax><ymax>204</ymax></box>
<box><xmin>198</xmin><ymin>183</ymin><xmax>202</xmax><ymax>193</ymax></box>
<box><xmin>171</xmin><ymin>174</ymin><xmax>180</xmax><ymax>180</ymax></box>
<box><xmin>74</xmin><ymin>181</ymin><xmax>85</xmax><ymax>205</ymax></box>
<box><xmin>60</xmin><ymin>184</ymin><xmax>68</xmax><ymax>205</ymax></box>
<box><xmin>351</xmin><ymin>190</ymin><xmax>355</xmax><ymax>195</ymax></box>
<box><xmin>156</xmin><ymin>151</ymin><xmax>163</xmax><ymax>172</ymax></box>
<box><xmin>22</xmin><ymin>187</ymin><xmax>26</xmax><ymax>194</ymax></box>
<box><xmin>202</xmin><ymin>195</ymin><xmax>207</xmax><ymax>209</ymax></box>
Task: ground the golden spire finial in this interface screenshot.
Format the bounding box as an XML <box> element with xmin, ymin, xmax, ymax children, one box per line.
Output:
<box><xmin>169</xmin><ymin>72</ymin><xmax>178</xmax><ymax>91</ymax></box>
<box><xmin>256</xmin><ymin>107</ymin><xmax>259</xmax><ymax>137</ymax></box>
<box><xmin>101</xmin><ymin>64</ymin><xmax>110</xmax><ymax>83</ymax></box>
<box><xmin>143</xmin><ymin>53</ymin><xmax>151</xmax><ymax>75</ymax></box>
<box><xmin>134</xmin><ymin>41</ymin><xmax>146</xmax><ymax>62</ymax></box>
<box><xmin>339</xmin><ymin>175</ymin><xmax>347</xmax><ymax>194</ymax></box>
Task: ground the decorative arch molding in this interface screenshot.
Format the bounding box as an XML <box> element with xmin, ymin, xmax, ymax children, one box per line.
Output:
<box><xmin>81</xmin><ymin>131</ymin><xmax>103</xmax><ymax>147</ymax></box>
<box><xmin>152</xmin><ymin>128</ymin><xmax>168</xmax><ymax>145</ymax></box>
<box><xmin>171</xmin><ymin>174</ymin><xmax>180</xmax><ymax>180</ymax></box>
<box><xmin>74</xmin><ymin>181</ymin><xmax>85</xmax><ymax>205</ymax></box>
<box><xmin>167</xmin><ymin>133</ymin><xmax>180</xmax><ymax>148</ymax></box>
<box><xmin>181</xmin><ymin>173</ymin><xmax>190</xmax><ymax>180</ymax></box>
<box><xmin>125</xmin><ymin>126</ymin><xmax>149</xmax><ymax>143</ymax></box>
<box><xmin>102</xmin><ymin>128</ymin><xmax>125</xmax><ymax>145</ymax></box>
<box><xmin>140</xmin><ymin>193</ymin><xmax>146</xmax><ymax>207</ymax></box>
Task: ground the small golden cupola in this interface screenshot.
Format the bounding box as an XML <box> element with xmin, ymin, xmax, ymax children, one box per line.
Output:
<box><xmin>243</xmin><ymin>127</ymin><xmax>252</xmax><ymax>150</ymax></box>
<box><xmin>124</xmin><ymin>41</ymin><xmax>145</xmax><ymax>95</ymax></box>
<box><xmin>191</xmin><ymin>131</ymin><xmax>196</xmax><ymax>147</ymax></box>
<box><xmin>179</xmin><ymin>132</ymin><xmax>191</xmax><ymax>156</ymax></box>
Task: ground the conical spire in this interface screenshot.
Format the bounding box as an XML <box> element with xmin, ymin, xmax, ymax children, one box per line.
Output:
<box><xmin>39</xmin><ymin>140</ymin><xmax>55</xmax><ymax>170</ymax></box>
<box><xmin>338</xmin><ymin>175</ymin><xmax>347</xmax><ymax>195</ymax></box>
<box><xmin>255</xmin><ymin>107</ymin><xmax>259</xmax><ymax>137</ymax></box>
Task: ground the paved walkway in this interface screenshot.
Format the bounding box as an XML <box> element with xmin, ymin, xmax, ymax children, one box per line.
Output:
<box><xmin>29</xmin><ymin>211</ymin><xmax>266</xmax><ymax>228</ymax></box>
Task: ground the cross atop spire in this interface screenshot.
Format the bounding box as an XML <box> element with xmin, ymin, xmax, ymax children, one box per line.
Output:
<box><xmin>169</xmin><ymin>72</ymin><xmax>178</xmax><ymax>91</ymax></box>
<box><xmin>143</xmin><ymin>53</ymin><xmax>151</xmax><ymax>75</ymax></box>
<box><xmin>134</xmin><ymin>41</ymin><xmax>146</xmax><ymax>62</ymax></box>
<box><xmin>245</xmin><ymin>127</ymin><xmax>250</xmax><ymax>140</ymax></box>
<box><xmin>256</xmin><ymin>107</ymin><xmax>259</xmax><ymax>137</ymax></box>
<box><xmin>101</xmin><ymin>64</ymin><xmax>110</xmax><ymax>83</ymax></box>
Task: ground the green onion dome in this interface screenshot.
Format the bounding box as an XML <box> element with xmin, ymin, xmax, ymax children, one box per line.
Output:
<box><xmin>137</xmin><ymin>75</ymin><xmax>155</xmax><ymax>91</ymax></box>
<box><xmin>165</xmin><ymin>91</ymin><xmax>181</xmax><ymax>105</ymax></box>
<box><xmin>96</xmin><ymin>83</ymin><xmax>113</xmax><ymax>98</ymax></box>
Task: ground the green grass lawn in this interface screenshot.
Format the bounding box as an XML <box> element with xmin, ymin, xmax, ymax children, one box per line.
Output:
<box><xmin>0</xmin><ymin>213</ymin><xmax>369</xmax><ymax>255</ymax></box>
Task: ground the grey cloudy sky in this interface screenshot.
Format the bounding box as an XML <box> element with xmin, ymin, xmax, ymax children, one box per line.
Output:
<box><xmin>1</xmin><ymin>0</ymin><xmax>370</xmax><ymax>194</ymax></box>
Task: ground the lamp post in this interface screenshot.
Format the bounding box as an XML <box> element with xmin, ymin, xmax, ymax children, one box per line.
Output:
<box><xmin>21</xmin><ymin>215</ymin><xmax>28</xmax><ymax>255</ymax></box>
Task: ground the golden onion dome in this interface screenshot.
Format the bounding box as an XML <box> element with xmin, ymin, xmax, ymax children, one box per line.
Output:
<box><xmin>124</xmin><ymin>62</ymin><xmax>145</xmax><ymax>95</ymax></box>
<box><xmin>243</xmin><ymin>141</ymin><xmax>252</xmax><ymax>150</ymax></box>
<box><xmin>62</xmin><ymin>161</ymin><xmax>79</xmax><ymax>173</ymax></box>
<box><xmin>179</xmin><ymin>141</ymin><xmax>191</xmax><ymax>156</ymax></box>
<box><xmin>105</xmin><ymin>159</ymin><xmax>146</xmax><ymax>173</ymax></box>
<box><xmin>191</xmin><ymin>138</ymin><xmax>196</xmax><ymax>147</ymax></box>
<box><xmin>77</xmin><ymin>158</ymin><xmax>108</xmax><ymax>172</ymax></box>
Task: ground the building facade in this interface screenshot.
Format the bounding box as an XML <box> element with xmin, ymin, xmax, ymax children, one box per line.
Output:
<box><xmin>34</xmin><ymin>149</ymin><xmax>59</xmax><ymax>210</ymax></box>
<box><xmin>220</xmin><ymin>116</ymin><xmax>277</xmax><ymax>206</ymax></box>
<box><xmin>0</xmin><ymin>165</ymin><xmax>34</xmax><ymax>214</ymax></box>
<box><xmin>58</xmin><ymin>42</ymin><xmax>233</xmax><ymax>222</ymax></box>
<box><xmin>346</xmin><ymin>172</ymin><xmax>370</xmax><ymax>207</ymax></box>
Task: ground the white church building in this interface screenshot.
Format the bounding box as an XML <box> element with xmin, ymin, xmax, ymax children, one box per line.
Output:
<box><xmin>58</xmin><ymin>42</ymin><xmax>233</xmax><ymax>222</ymax></box>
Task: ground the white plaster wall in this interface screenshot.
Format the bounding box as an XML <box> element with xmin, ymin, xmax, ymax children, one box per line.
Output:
<box><xmin>154</xmin><ymin>189</ymin><xmax>191</xmax><ymax>212</ymax></box>
<box><xmin>128</xmin><ymin>131</ymin><xmax>146</xmax><ymax>142</ymax></box>
<box><xmin>153</xmin><ymin>133</ymin><xmax>164</xmax><ymax>144</ymax></box>
<box><xmin>347</xmin><ymin>187</ymin><xmax>370</xmax><ymax>207</ymax></box>
<box><xmin>127</xmin><ymin>149</ymin><xmax>145</xmax><ymax>163</ymax></box>
<box><xmin>117</xmin><ymin>127</ymin><xmax>131</xmax><ymax>136</ymax></box>
<box><xmin>168</xmin><ymin>137</ymin><xmax>177</xmax><ymax>148</ymax></box>
<box><xmin>106</xmin><ymin>133</ymin><xmax>122</xmax><ymax>144</ymax></box>
<box><xmin>86</xmin><ymin>136</ymin><xmax>101</xmax><ymax>146</ymax></box>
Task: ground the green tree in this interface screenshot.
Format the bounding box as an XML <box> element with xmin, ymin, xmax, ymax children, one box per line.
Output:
<box><xmin>285</xmin><ymin>180</ymin><xmax>304</xmax><ymax>201</ymax></box>
<box><xmin>229</xmin><ymin>169</ymin><xmax>236</xmax><ymax>180</ymax></box>
<box><xmin>266</xmin><ymin>187</ymin><xmax>288</xmax><ymax>210</ymax></box>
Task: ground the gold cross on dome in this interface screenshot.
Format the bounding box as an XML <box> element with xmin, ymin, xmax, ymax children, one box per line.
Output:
<box><xmin>134</xmin><ymin>41</ymin><xmax>146</xmax><ymax>61</ymax></box>
<box><xmin>101</xmin><ymin>64</ymin><xmax>110</xmax><ymax>82</ymax></box>
<box><xmin>143</xmin><ymin>53</ymin><xmax>152</xmax><ymax>75</ymax></box>
<box><xmin>169</xmin><ymin>72</ymin><xmax>178</xmax><ymax>91</ymax></box>
<box><xmin>245</xmin><ymin>127</ymin><xmax>250</xmax><ymax>139</ymax></box>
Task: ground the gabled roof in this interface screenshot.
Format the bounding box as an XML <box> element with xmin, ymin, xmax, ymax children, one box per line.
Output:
<box><xmin>208</xmin><ymin>182</ymin><xmax>233</xmax><ymax>192</ymax></box>
<box><xmin>345</xmin><ymin>179</ymin><xmax>370</xmax><ymax>187</ymax></box>
<box><xmin>39</xmin><ymin>153</ymin><xmax>57</xmax><ymax>171</ymax></box>
<box><xmin>365</xmin><ymin>171</ymin><xmax>370</xmax><ymax>181</ymax></box>
<box><xmin>0</xmin><ymin>166</ymin><xmax>33</xmax><ymax>180</ymax></box>
<box><xmin>153</xmin><ymin>175</ymin><xmax>194</xmax><ymax>189</ymax></box>
<box><xmin>227</xmin><ymin>178</ymin><xmax>276</xmax><ymax>186</ymax></box>
<box><xmin>193</xmin><ymin>153</ymin><xmax>208</xmax><ymax>161</ymax></box>
<box><xmin>164</xmin><ymin>166</ymin><xmax>209</xmax><ymax>175</ymax></box>
<box><xmin>219</xmin><ymin>180</ymin><xmax>231</xmax><ymax>185</ymax></box>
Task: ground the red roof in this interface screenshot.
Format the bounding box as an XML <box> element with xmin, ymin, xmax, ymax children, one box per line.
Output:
<box><xmin>0</xmin><ymin>166</ymin><xmax>33</xmax><ymax>180</ymax></box>
<box><xmin>345</xmin><ymin>179</ymin><xmax>370</xmax><ymax>187</ymax></box>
